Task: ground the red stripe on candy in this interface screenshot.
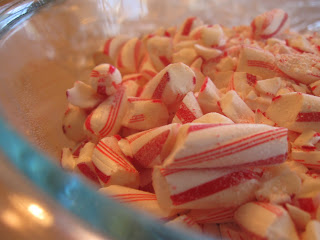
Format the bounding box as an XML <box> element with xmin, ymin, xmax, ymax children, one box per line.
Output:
<box><xmin>296</xmin><ymin>112</ymin><xmax>320</xmax><ymax>122</ymax></box>
<box><xmin>152</xmin><ymin>72</ymin><xmax>170</xmax><ymax>99</ymax></box>
<box><xmin>175</xmin><ymin>102</ymin><xmax>197</xmax><ymax>123</ymax></box>
<box><xmin>77</xmin><ymin>163</ymin><xmax>99</xmax><ymax>184</ymax></box>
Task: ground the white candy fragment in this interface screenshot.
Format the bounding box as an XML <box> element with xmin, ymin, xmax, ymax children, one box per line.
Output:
<box><xmin>192</xmin><ymin>112</ymin><xmax>234</xmax><ymax>124</ymax></box>
<box><xmin>194</xmin><ymin>44</ymin><xmax>222</xmax><ymax>61</ymax></box>
<box><xmin>193</xmin><ymin>24</ymin><xmax>226</xmax><ymax>47</ymax></box>
<box><xmin>285</xmin><ymin>203</ymin><xmax>311</xmax><ymax>230</ymax></box>
<box><xmin>197</xmin><ymin>77</ymin><xmax>222</xmax><ymax>114</ymax></box>
<box><xmin>62</xmin><ymin>105</ymin><xmax>87</xmax><ymax>142</ymax></box>
<box><xmin>234</xmin><ymin>202</ymin><xmax>299</xmax><ymax>240</ymax></box>
<box><xmin>139</xmin><ymin>53</ymin><xmax>158</xmax><ymax>80</ymax></box>
<box><xmin>254</xmin><ymin>109</ymin><xmax>275</xmax><ymax>126</ymax></box>
<box><xmin>174</xmin><ymin>17</ymin><xmax>204</xmax><ymax>42</ymax></box>
<box><xmin>172</xmin><ymin>48</ymin><xmax>198</xmax><ymax>66</ymax></box>
<box><xmin>255</xmin><ymin>77</ymin><xmax>282</xmax><ymax>97</ymax></box>
<box><xmin>266</xmin><ymin>92</ymin><xmax>320</xmax><ymax>133</ymax></box>
<box><xmin>310</xmin><ymin>80</ymin><xmax>320</xmax><ymax>97</ymax></box>
<box><xmin>147</xmin><ymin>36</ymin><xmax>173</xmax><ymax>71</ymax></box>
<box><xmin>103</xmin><ymin>35</ymin><xmax>130</xmax><ymax>63</ymax></box>
<box><xmin>301</xmin><ymin>220</ymin><xmax>320</xmax><ymax>240</ymax></box>
<box><xmin>295</xmin><ymin>176</ymin><xmax>320</xmax><ymax>213</ymax></box>
<box><xmin>60</xmin><ymin>148</ymin><xmax>75</xmax><ymax>171</ymax></box>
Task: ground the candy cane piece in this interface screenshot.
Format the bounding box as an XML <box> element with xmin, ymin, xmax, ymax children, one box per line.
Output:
<box><xmin>194</xmin><ymin>44</ymin><xmax>223</xmax><ymax>61</ymax></box>
<box><xmin>285</xmin><ymin>203</ymin><xmax>311</xmax><ymax>230</ymax></box>
<box><xmin>310</xmin><ymin>80</ymin><xmax>320</xmax><ymax>97</ymax></box>
<box><xmin>197</xmin><ymin>77</ymin><xmax>222</xmax><ymax>114</ymax></box>
<box><xmin>62</xmin><ymin>105</ymin><xmax>87</xmax><ymax>142</ymax></box>
<box><xmin>147</xmin><ymin>36</ymin><xmax>173</xmax><ymax>71</ymax></box>
<box><xmin>301</xmin><ymin>220</ymin><xmax>320</xmax><ymax>240</ymax></box>
<box><xmin>228</xmin><ymin>72</ymin><xmax>260</xmax><ymax>99</ymax></box>
<box><xmin>103</xmin><ymin>35</ymin><xmax>130</xmax><ymax>63</ymax></box>
<box><xmin>255</xmin><ymin>77</ymin><xmax>282</xmax><ymax>97</ymax></box>
<box><xmin>172</xmin><ymin>48</ymin><xmax>198</xmax><ymax>66</ymax></box>
<box><xmin>192</xmin><ymin>113</ymin><xmax>234</xmax><ymax>124</ymax></box>
<box><xmin>60</xmin><ymin>148</ymin><xmax>75</xmax><ymax>171</ymax></box>
<box><xmin>188</xmin><ymin>207</ymin><xmax>235</xmax><ymax>224</ymax></box>
<box><xmin>165</xmin><ymin>215</ymin><xmax>202</xmax><ymax>233</ymax></box>
<box><xmin>122</xmin><ymin>80</ymin><xmax>142</xmax><ymax>97</ymax></box>
<box><xmin>139</xmin><ymin>53</ymin><xmax>158</xmax><ymax>80</ymax></box>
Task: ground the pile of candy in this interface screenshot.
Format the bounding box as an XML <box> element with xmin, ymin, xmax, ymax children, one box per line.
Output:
<box><xmin>60</xmin><ymin>8</ymin><xmax>320</xmax><ymax>239</ymax></box>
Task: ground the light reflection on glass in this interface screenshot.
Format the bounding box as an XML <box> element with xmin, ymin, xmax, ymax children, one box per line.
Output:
<box><xmin>1</xmin><ymin>210</ymin><xmax>22</xmax><ymax>229</ymax></box>
<box><xmin>27</xmin><ymin>203</ymin><xmax>53</xmax><ymax>227</ymax></box>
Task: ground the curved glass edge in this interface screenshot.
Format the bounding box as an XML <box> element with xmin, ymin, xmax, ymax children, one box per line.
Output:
<box><xmin>0</xmin><ymin>115</ymin><xmax>211</xmax><ymax>240</ymax></box>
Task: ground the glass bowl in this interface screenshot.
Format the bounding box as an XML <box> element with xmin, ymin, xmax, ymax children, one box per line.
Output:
<box><xmin>0</xmin><ymin>0</ymin><xmax>319</xmax><ymax>239</ymax></box>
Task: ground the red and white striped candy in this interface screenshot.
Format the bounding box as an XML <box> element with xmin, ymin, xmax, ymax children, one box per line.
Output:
<box><xmin>255</xmin><ymin>77</ymin><xmax>282</xmax><ymax>97</ymax></box>
<box><xmin>190</xmin><ymin>57</ymin><xmax>206</xmax><ymax>92</ymax></box>
<box><xmin>84</xmin><ymin>88</ymin><xmax>127</xmax><ymax>139</ymax></box>
<box><xmin>194</xmin><ymin>44</ymin><xmax>222</xmax><ymax>61</ymax></box>
<box><xmin>165</xmin><ymin>215</ymin><xmax>202</xmax><ymax>233</ymax></box>
<box><xmin>228</xmin><ymin>72</ymin><xmax>260</xmax><ymax>99</ymax></box>
<box><xmin>174</xmin><ymin>17</ymin><xmax>204</xmax><ymax>42</ymax></box>
<box><xmin>92</xmin><ymin>136</ymin><xmax>139</xmax><ymax>188</ymax></box>
<box><xmin>140</xmin><ymin>63</ymin><xmax>196</xmax><ymax>106</ymax></box>
<box><xmin>293</xmin><ymin>130</ymin><xmax>320</xmax><ymax>148</ymax></box>
<box><xmin>275</xmin><ymin>53</ymin><xmax>320</xmax><ymax>85</ymax></box>
<box><xmin>219</xmin><ymin>90</ymin><xmax>255</xmax><ymax>123</ymax></box>
<box><xmin>302</xmin><ymin>220</ymin><xmax>320</xmax><ymax>240</ymax></box>
<box><xmin>266</xmin><ymin>92</ymin><xmax>320</xmax><ymax>133</ymax></box>
<box><xmin>251</xmin><ymin>9</ymin><xmax>289</xmax><ymax>39</ymax></box>
<box><xmin>192</xmin><ymin>112</ymin><xmax>234</xmax><ymax>124</ymax></box>
<box><xmin>287</xmin><ymin>35</ymin><xmax>315</xmax><ymax>54</ymax></box>
<box><xmin>237</xmin><ymin>46</ymin><xmax>279</xmax><ymax>79</ymax></box>
<box><xmin>245</xmin><ymin>91</ymin><xmax>272</xmax><ymax>112</ymax></box>
<box><xmin>74</xmin><ymin>142</ymin><xmax>100</xmax><ymax>185</ymax></box>
<box><xmin>197</xmin><ymin>77</ymin><xmax>221</xmax><ymax>114</ymax></box>
<box><xmin>116</xmin><ymin>37</ymin><xmax>145</xmax><ymax>74</ymax></box>
<box><xmin>292</xmin><ymin>148</ymin><xmax>320</xmax><ymax>170</ymax></box>
<box><xmin>254</xmin><ymin>109</ymin><xmax>275</xmax><ymax>126</ymax></box>
<box><xmin>122</xmin><ymin>97</ymin><xmax>169</xmax><ymax>130</ymax></box>
<box><xmin>219</xmin><ymin>223</ymin><xmax>250</xmax><ymax>240</ymax></box>
<box><xmin>60</xmin><ymin>148</ymin><xmax>75</xmax><ymax>171</ymax></box>
<box><xmin>153</xmin><ymin>166</ymin><xmax>261</xmax><ymax>210</ymax></box>
<box><xmin>122</xmin><ymin>73</ymin><xmax>147</xmax><ymax>86</ymax></box>
<box><xmin>234</xmin><ymin>202</ymin><xmax>299</xmax><ymax>240</ymax></box>
<box><xmin>193</xmin><ymin>24</ymin><xmax>226</xmax><ymax>48</ymax></box>
<box><xmin>172</xmin><ymin>48</ymin><xmax>198</xmax><ymax>66</ymax></box>
<box><xmin>122</xmin><ymin>80</ymin><xmax>142</xmax><ymax>97</ymax></box>
<box><xmin>139</xmin><ymin>53</ymin><xmax>158</xmax><ymax>80</ymax></box>
<box><xmin>89</xmin><ymin>64</ymin><xmax>122</xmax><ymax>96</ymax></box>
<box><xmin>138</xmin><ymin>168</ymin><xmax>154</xmax><ymax>193</ymax></box>
<box><xmin>62</xmin><ymin>105</ymin><xmax>87</xmax><ymax>142</ymax></box>
<box><xmin>172</xmin><ymin>92</ymin><xmax>203</xmax><ymax>124</ymax></box>
<box><xmin>188</xmin><ymin>207</ymin><xmax>235</xmax><ymax>224</ymax></box>
<box><xmin>285</xmin><ymin>203</ymin><xmax>311</xmax><ymax>230</ymax></box>
<box><xmin>66</xmin><ymin>81</ymin><xmax>104</xmax><ymax>109</ymax></box>
<box><xmin>310</xmin><ymin>80</ymin><xmax>320</xmax><ymax>97</ymax></box>
<box><xmin>99</xmin><ymin>185</ymin><xmax>177</xmax><ymax>220</ymax></box>
<box><xmin>118</xmin><ymin>124</ymin><xmax>180</xmax><ymax>168</ymax></box>
<box><xmin>163</xmin><ymin>123</ymin><xmax>288</xmax><ymax>169</ymax></box>
<box><xmin>103</xmin><ymin>35</ymin><xmax>130</xmax><ymax>63</ymax></box>
<box><xmin>147</xmin><ymin>36</ymin><xmax>173</xmax><ymax>71</ymax></box>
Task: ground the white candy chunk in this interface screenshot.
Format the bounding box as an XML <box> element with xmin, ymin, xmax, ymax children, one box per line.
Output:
<box><xmin>220</xmin><ymin>223</ymin><xmax>249</xmax><ymax>240</ymax></box>
<box><xmin>285</xmin><ymin>203</ymin><xmax>311</xmax><ymax>230</ymax></box>
<box><xmin>292</xmin><ymin>148</ymin><xmax>320</xmax><ymax>170</ymax></box>
<box><xmin>228</xmin><ymin>72</ymin><xmax>260</xmax><ymax>98</ymax></box>
<box><xmin>190</xmin><ymin>58</ymin><xmax>206</xmax><ymax>92</ymax></box>
<box><xmin>62</xmin><ymin>105</ymin><xmax>87</xmax><ymax>142</ymax></box>
<box><xmin>292</xmin><ymin>83</ymin><xmax>308</xmax><ymax>94</ymax></box>
<box><xmin>174</xmin><ymin>40</ymin><xmax>197</xmax><ymax>51</ymax></box>
<box><xmin>99</xmin><ymin>185</ymin><xmax>177</xmax><ymax>220</ymax></box>
<box><xmin>89</xmin><ymin>64</ymin><xmax>122</xmax><ymax>96</ymax></box>
<box><xmin>118</xmin><ymin>124</ymin><xmax>180</xmax><ymax>168</ymax></box>
<box><xmin>197</xmin><ymin>77</ymin><xmax>222</xmax><ymax>114</ymax></box>
<box><xmin>123</xmin><ymin>98</ymin><xmax>169</xmax><ymax>130</ymax></box>
<box><xmin>234</xmin><ymin>202</ymin><xmax>299</xmax><ymax>240</ymax></box>
<box><xmin>295</xmin><ymin>176</ymin><xmax>320</xmax><ymax>213</ymax></box>
<box><xmin>172</xmin><ymin>92</ymin><xmax>203</xmax><ymax>124</ymax></box>
<box><xmin>194</xmin><ymin>44</ymin><xmax>222</xmax><ymax>61</ymax></box>
<box><xmin>219</xmin><ymin>90</ymin><xmax>255</xmax><ymax>123</ymax></box>
<box><xmin>92</xmin><ymin>136</ymin><xmax>139</xmax><ymax>188</ymax></box>
<box><xmin>165</xmin><ymin>215</ymin><xmax>202</xmax><ymax>233</ymax></box>
<box><xmin>163</xmin><ymin>123</ymin><xmax>288</xmax><ymax>169</ymax></box>
<box><xmin>254</xmin><ymin>109</ymin><xmax>275</xmax><ymax>126</ymax></box>
<box><xmin>216</xmin><ymin>56</ymin><xmax>236</xmax><ymax>72</ymax></box>
<box><xmin>275</xmin><ymin>53</ymin><xmax>320</xmax><ymax>85</ymax></box>
<box><xmin>122</xmin><ymin>73</ymin><xmax>146</xmax><ymax>85</ymax></box>
<box><xmin>84</xmin><ymin>88</ymin><xmax>127</xmax><ymax>139</ymax></box>
<box><xmin>251</xmin><ymin>9</ymin><xmax>289</xmax><ymax>39</ymax></box>
<box><xmin>310</xmin><ymin>80</ymin><xmax>320</xmax><ymax>97</ymax></box>
<box><xmin>66</xmin><ymin>81</ymin><xmax>104</xmax><ymax>109</ymax></box>
<box><xmin>116</xmin><ymin>37</ymin><xmax>145</xmax><ymax>74</ymax></box>
<box><xmin>237</xmin><ymin>46</ymin><xmax>278</xmax><ymax>79</ymax></box>
<box><xmin>74</xmin><ymin>142</ymin><xmax>100</xmax><ymax>185</ymax></box>
<box><xmin>198</xmin><ymin>24</ymin><xmax>226</xmax><ymax>47</ymax></box>
<box><xmin>287</xmin><ymin>35</ymin><xmax>315</xmax><ymax>53</ymax></box>
<box><xmin>172</xmin><ymin>48</ymin><xmax>197</xmax><ymax>66</ymax></box>
<box><xmin>174</xmin><ymin>17</ymin><xmax>204</xmax><ymax>42</ymax></box>
<box><xmin>212</xmin><ymin>71</ymin><xmax>233</xmax><ymax>89</ymax></box>
<box><xmin>188</xmin><ymin>207</ymin><xmax>235</xmax><ymax>224</ymax></box>
<box><xmin>103</xmin><ymin>35</ymin><xmax>130</xmax><ymax>63</ymax></box>
<box><xmin>153</xmin><ymin>166</ymin><xmax>261</xmax><ymax>210</ymax></box>
<box><xmin>139</xmin><ymin>53</ymin><xmax>158</xmax><ymax>80</ymax></box>
<box><xmin>60</xmin><ymin>148</ymin><xmax>75</xmax><ymax>171</ymax></box>
<box><xmin>192</xmin><ymin>112</ymin><xmax>234</xmax><ymax>124</ymax></box>
<box><xmin>202</xmin><ymin>223</ymin><xmax>221</xmax><ymax>239</ymax></box>
<box><xmin>255</xmin><ymin>171</ymin><xmax>301</xmax><ymax>204</ymax></box>
<box><xmin>122</xmin><ymin>80</ymin><xmax>142</xmax><ymax>97</ymax></box>
<box><xmin>266</xmin><ymin>92</ymin><xmax>320</xmax><ymax>133</ymax></box>
<box><xmin>293</xmin><ymin>130</ymin><xmax>320</xmax><ymax>148</ymax></box>
<box><xmin>147</xmin><ymin>36</ymin><xmax>173</xmax><ymax>71</ymax></box>
<box><xmin>255</xmin><ymin>77</ymin><xmax>282</xmax><ymax>96</ymax></box>
<box><xmin>140</xmin><ymin>63</ymin><xmax>196</xmax><ymax>106</ymax></box>
<box><xmin>285</xmin><ymin>161</ymin><xmax>308</xmax><ymax>177</ymax></box>
<box><xmin>301</xmin><ymin>220</ymin><xmax>320</xmax><ymax>240</ymax></box>
<box><xmin>245</xmin><ymin>92</ymin><xmax>272</xmax><ymax>112</ymax></box>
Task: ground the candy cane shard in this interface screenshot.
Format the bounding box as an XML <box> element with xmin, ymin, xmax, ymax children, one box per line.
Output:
<box><xmin>122</xmin><ymin>80</ymin><xmax>142</xmax><ymax>97</ymax></box>
<box><xmin>310</xmin><ymin>80</ymin><xmax>320</xmax><ymax>97</ymax></box>
<box><xmin>153</xmin><ymin>166</ymin><xmax>261</xmax><ymax>210</ymax></box>
<box><xmin>275</xmin><ymin>53</ymin><xmax>320</xmax><ymax>85</ymax></box>
<box><xmin>172</xmin><ymin>48</ymin><xmax>198</xmax><ymax>66</ymax></box>
<box><xmin>92</xmin><ymin>136</ymin><xmax>139</xmax><ymax>188</ymax></box>
<box><xmin>237</xmin><ymin>46</ymin><xmax>279</xmax><ymax>79</ymax></box>
<box><xmin>122</xmin><ymin>97</ymin><xmax>169</xmax><ymax>130</ymax></box>
<box><xmin>147</xmin><ymin>36</ymin><xmax>173</xmax><ymax>71</ymax></box>
<box><xmin>89</xmin><ymin>64</ymin><xmax>122</xmax><ymax>96</ymax></box>
<box><xmin>287</xmin><ymin>35</ymin><xmax>315</xmax><ymax>54</ymax></box>
<box><xmin>74</xmin><ymin>142</ymin><xmax>100</xmax><ymax>185</ymax></box>
<box><xmin>118</xmin><ymin>124</ymin><xmax>180</xmax><ymax>168</ymax></box>
<box><xmin>219</xmin><ymin>223</ymin><xmax>250</xmax><ymax>240</ymax></box>
<box><xmin>285</xmin><ymin>203</ymin><xmax>311</xmax><ymax>230</ymax></box>
<box><xmin>84</xmin><ymin>88</ymin><xmax>127</xmax><ymax>139</ymax></box>
<box><xmin>219</xmin><ymin>90</ymin><xmax>255</xmax><ymax>123</ymax></box>
<box><xmin>194</xmin><ymin>44</ymin><xmax>223</xmax><ymax>61</ymax></box>
<box><xmin>192</xmin><ymin>112</ymin><xmax>234</xmax><ymax>124</ymax></box>
<box><xmin>255</xmin><ymin>77</ymin><xmax>282</xmax><ymax>97</ymax></box>
<box><xmin>139</xmin><ymin>53</ymin><xmax>158</xmax><ymax>80</ymax></box>
<box><xmin>99</xmin><ymin>185</ymin><xmax>177</xmax><ymax>219</ymax></box>
<box><xmin>188</xmin><ymin>207</ymin><xmax>235</xmax><ymax>224</ymax></box>
<box><xmin>301</xmin><ymin>220</ymin><xmax>320</xmax><ymax>240</ymax></box>
<box><xmin>174</xmin><ymin>17</ymin><xmax>204</xmax><ymax>43</ymax></box>
<box><xmin>103</xmin><ymin>35</ymin><xmax>130</xmax><ymax>63</ymax></box>
<box><xmin>266</xmin><ymin>93</ymin><xmax>320</xmax><ymax>133</ymax></box>
<box><xmin>172</xmin><ymin>92</ymin><xmax>203</xmax><ymax>124</ymax></box>
<box><xmin>140</xmin><ymin>63</ymin><xmax>196</xmax><ymax>106</ymax></box>
<box><xmin>61</xmin><ymin>148</ymin><xmax>76</xmax><ymax>171</ymax></box>
<box><xmin>293</xmin><ymin>130</ymin><xmax>320</xmax><ymax>148</ymax></box>
<box><xmin>66</xmin><ymin>81</ymin><xmax>104</xmax><ymax>109</ymax></box>
<box><xmin>197</xmin><ymin>24</ymin><xmax>226</xmax><ymax>47</ymax></box>
<box><xmin>251</xmin><ymin>9</ymin><xmax>289</xmax><ymax>39</ymax></box>
<box><xmin>234</xmin><ymin>202</ymin><xmax>299</xmax><ymax>240</ymax></box>
<box><xmin>228</xmin><ymin>72</ymin><xmax>260</xmax><ymax>98</ymax></box>
<box><xmin>62</xmin><ymin>105</ymin><xmax>87</xmax><ymax>142</ymax></box>
<box><xmin>291</xmin><ymin>149</ymin><xmax>320</xmax><ymax>170</ymax></box>
<box><xmin>190</xmin><ymin>57</ymin><xmax>206</xmax><ymax>92</ymax></box>
<box><xmin>197</xmin><ymin>77</ymin><xmax>222</xmax><ymax>114</ymax></box>
<box><xmin>116</xmin><ymin>37</ymin><xmax>145</xmax><ymax>74</ymax></box>
<box><xmin>254</xmin><ymin>109</ymin><xmax>275</xmax><ymax>126</ymax></box>
<box><xmin>245</xmin><ymin>91</ymin><xmax>272</xmax><ymax>112</ymax></box>
<box><xmin>163</xmin><ymin>123</ymin><xmax>288</xmax><ymax>169</ymax></box>
<box><xmin>212</xmin><ymin>71</ymin><xmax>234</xmax><ymax>90</ymax></box>
<box><xmin>216</xmin><ymin>56</ymin><xmax>236</xmax><ymax>72</ymax></box>
<box><xmin>165</xmin><ymin>215</ymin><xmax>202</xmax><ymax>233</ymax></box>
<box><xmin>174</xmin><ymin>40</ymin><xmax>197</xmax><ymax>51</ymax></box>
